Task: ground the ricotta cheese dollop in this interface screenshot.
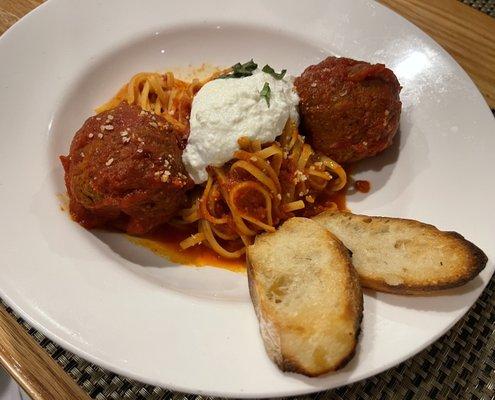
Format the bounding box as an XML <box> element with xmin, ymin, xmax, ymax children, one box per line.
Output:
<box><xmin>182</xmin><ymin>71</ymin><xmax>299</xmax><ymax>183</ymax></box>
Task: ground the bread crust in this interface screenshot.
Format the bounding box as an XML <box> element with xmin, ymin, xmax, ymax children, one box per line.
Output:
<box><xmin>313</xmin><ymin>211</ymin><xmax>488</xmax><ymax>295</ymax></box>
<box><xmin>247</xmin><ymin>218</ymin><xmax>363</xmax><ymax>376</ymax></box>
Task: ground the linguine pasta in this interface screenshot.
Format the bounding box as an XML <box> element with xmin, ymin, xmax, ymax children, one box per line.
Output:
<box><xmin>97</xmin><ymin>69</ymin><xmax>346</xmax><ymax>258</ymax></box>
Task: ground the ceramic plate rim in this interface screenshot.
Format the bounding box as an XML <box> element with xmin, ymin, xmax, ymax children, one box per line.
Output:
<box><xmin>0</xmin><ymin>0</ymin><xmax>493</xmax><ymax>397</ymax></box>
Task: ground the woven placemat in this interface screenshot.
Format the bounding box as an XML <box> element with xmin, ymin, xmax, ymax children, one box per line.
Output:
<box><xmin>1</xmin><ymin>3</ymin><xmax>494</xmax><ymax>400</ymax></box>
<box><xmin>462</xmin><ymin>0</ymin><xmax>495</xmax><ymax>16</ymax></box>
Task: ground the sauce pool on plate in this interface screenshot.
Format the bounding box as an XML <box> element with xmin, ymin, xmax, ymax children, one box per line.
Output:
<box><xmin>130</xmin><ymin>188</ymin><xmax>348</xmax><ymax>271</ymax></box>
<box><xmin>129</xmin><ymin>225</ymin><xmax>246</xmax><ymax>272</ymax></box>
<box><xmin>354</xmin><ymin>180</ymin><xmax>371</xmax><ymax>193</ymax></box>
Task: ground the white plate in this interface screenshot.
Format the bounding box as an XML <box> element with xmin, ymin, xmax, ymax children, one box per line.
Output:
<box><xmin>0</xmin><ymin>0</ymin><xmax>493</xmax><ymax>397</ymax></box>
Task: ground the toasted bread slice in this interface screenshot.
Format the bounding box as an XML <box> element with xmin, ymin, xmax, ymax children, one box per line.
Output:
<box><xmin>246</xmin><ymin>217</ymin><xmax>363</xmax><ymax>376</ymax></box>
<box><xmin>313</xmin><ymin>211</ymin><xmax>487</xmax><ymax>295</ymax></box>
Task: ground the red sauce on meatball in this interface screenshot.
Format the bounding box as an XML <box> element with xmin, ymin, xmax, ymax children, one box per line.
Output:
<box><xmin>295</xmin><ymin>56</ymin><xmax>402</xmax><ymax>163</ymax></box>
<box><xmin>60</xmin><ymin>103</ymin><xmax>193</xmax><ymax>234</ymax></box>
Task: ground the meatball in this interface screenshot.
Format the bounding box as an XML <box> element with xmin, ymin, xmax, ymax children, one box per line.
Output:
<box><xmin>294</xmin><ymin>56</ymin><xmax>402</xmax><ymax>163</ymax></box>
<box><xmin>60</xmin><ymin>103</ymin><xmax>193</xmax><ymax>234</ymax></box>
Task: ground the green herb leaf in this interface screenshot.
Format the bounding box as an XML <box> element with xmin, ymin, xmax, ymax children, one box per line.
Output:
<box><xmin>260</xmin><ymin>82</ymin><xmax>271</xmax><ymax>107</ymax></box>
<box><xmin>220</xmin><ymin>59</ymin><xmax>258</xmax><ymax>79</ymax></box>
<box><xmin>262</xmin><ymin>64</ymin><xmax>287</xmax><ymax>80</ymax></box>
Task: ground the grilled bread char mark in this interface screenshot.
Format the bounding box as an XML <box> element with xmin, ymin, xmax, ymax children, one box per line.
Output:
<box><xmin>313</xmin><ymin>211</ymin><xmax>487</xmax><ymax>295</ymax></box>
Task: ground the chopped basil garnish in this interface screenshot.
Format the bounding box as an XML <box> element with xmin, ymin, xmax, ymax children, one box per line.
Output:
<box><xmin>220</xmin><ymin>59</ymin><xmax>258</xmax><ymax>79</ymax></box>
<box><xmin>262</xmin><ymin>64</ymin><xmax>286</xmax><ymax>80</ymax></box>
<box><xmin>260</xmin><ymin>82</ymin><xmax>271</xmax><ymax>107</ymax></box>
<box><xmin>218</xmin><ymin>61</ymin><xmax>287</xmax><ymax>81</ymax></box>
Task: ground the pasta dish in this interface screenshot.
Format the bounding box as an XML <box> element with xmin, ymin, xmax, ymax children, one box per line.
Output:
<box><xmin>60</xmin><ymin>57</ymin><xmax>402</xmax><ymax>264</ymax></box>
<box><xmin>90</xmin><ymin>68</ymin><xmax>346</xmax><ymax>259</ymax></box>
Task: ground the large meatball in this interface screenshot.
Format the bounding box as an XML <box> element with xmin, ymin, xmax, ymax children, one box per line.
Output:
<box><xmin>294</xmin><ymin>56</ymin><xmax>402</xmax><ymax>163</ymax></box>
<box><xmin>60</xmin><ymin>103</ymin><xmax>193</xmax><ymax>234</ymax></box>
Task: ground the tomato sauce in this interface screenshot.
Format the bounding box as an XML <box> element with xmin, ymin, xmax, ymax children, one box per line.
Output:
<box><xmin>325</xmin><ymin>187</ymin><xmax>348</xmax><ymax>210</ymax></box>
<box><xmin>132</xmin><ymin>224</ymin><xmax>246</xmax><ymax>272</ymax></box>
<box><xmin>354</xmin><ymin>180</ymin><xmax>371</xmax><ymax>193</ymax></box>
<box><xmin>132</xmin><ymin>178</ymin><xmax>350</xmax><ymax>271</ymax></box>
